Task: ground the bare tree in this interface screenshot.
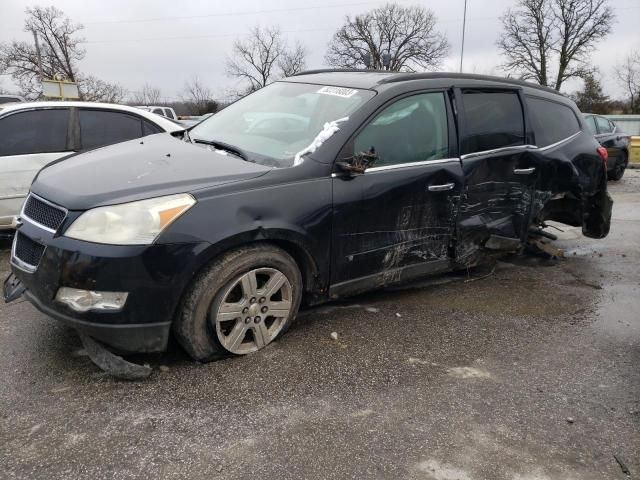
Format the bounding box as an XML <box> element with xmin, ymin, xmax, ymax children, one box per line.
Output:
<box><xmin>226</xmin><ymin>26</ymin><xmax>307</xmax><ymax>94</ymax></box>
<box><xmin>325</xmin><ymin>4</ymin><xmax>449</xmax><ymax>72</ymax></box>
<box><xmin>278</xmin><ymin>42</ymin><xmax>307</xmax><ymax>78</ymax></box>
<box><xmin>614</xmin><ymin>51</ymin><xmax>640</xmax><ymax>113</ymax></box>
<box><xmin>498</xmin><ymin>0</ymin><xmax>614</xmax><ymax>91</ymax></box>
<box><xmin>80</xmin><ymin>75</ymin><xmax>127</xmax><ymax>103</ymax></box>
<box><xmin>131</xmin><ymin>83</ymin><xmax>162</xmax><ymax>105</ymax></box>
<box><xmin>0</xmin><ymin>6</ymin><xmax>129</xmax><ymax>102</ymax></box>
<box><xmin>0</xmin><ymin>6</ymin><xmax>85</xmax><ymax>98</ymax></box>
<box><xmin>181</xmin><ymin>76</ymin><xmax>218</xmax><ymax>115</ymax></box>
<box><xmin>497</xmin><ymin>0</ymin><xmax>554</xmax><ymax>86</ymax></box>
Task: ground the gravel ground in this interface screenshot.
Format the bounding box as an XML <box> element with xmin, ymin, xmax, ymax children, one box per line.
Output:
<box><xmin>0</xmin><ymin>171</ymin><xmax>638</xmax><ymax>480</ymax></box>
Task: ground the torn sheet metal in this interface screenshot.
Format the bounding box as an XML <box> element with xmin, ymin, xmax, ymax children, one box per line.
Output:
<box><xmin>294</xmin><ymin>117</ymin><xmax>349</xmax><ymax>166</ymax></box>
<box><xmin>79</xmin><ymin>332</ymin><xmax>152</xmax><ymax>380</ymax></box>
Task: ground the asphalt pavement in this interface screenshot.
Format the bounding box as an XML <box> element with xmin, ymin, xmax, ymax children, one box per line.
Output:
<box><xmin>1</xmin><ymin>172</ymin><xmax>638</xmax><ymax>480</ymax></box>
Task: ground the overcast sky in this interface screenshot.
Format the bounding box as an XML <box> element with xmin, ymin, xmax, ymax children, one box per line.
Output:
<box><xmin>1</xmin><ymin>0</ymin><xmax>638</xmax><ymax>100</ymax></box>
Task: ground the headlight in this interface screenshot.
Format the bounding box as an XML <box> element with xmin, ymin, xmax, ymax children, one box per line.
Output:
<box><xmin>65</xmin><ymin>193</ymin><xmax>196</xmax><ymax>245</ymax></box>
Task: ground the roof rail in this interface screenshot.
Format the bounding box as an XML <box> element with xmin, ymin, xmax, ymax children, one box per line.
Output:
<box><xmin>291</xmin><ymin>69</ymin><xmax>562</xmax><ymax>96</ymax></box>
<box><xmin>292</xmin><ymin>68</ymin><xmax>393</xmax><ymax>76</ymax></box>
<box><xmin>378</xmin><ymin>72</ymin><xmax>561</xmax><ymax>95</ymax></box>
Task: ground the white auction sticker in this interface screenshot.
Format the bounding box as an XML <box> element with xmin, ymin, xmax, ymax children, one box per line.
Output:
<box><xmin>317</xmin><ymin>86</ymin><xmax>358</xmax><ymax>98</ymax></box>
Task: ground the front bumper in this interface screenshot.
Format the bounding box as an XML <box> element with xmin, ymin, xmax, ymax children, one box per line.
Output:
<box><xmin>8</xmin><ymin>221</ymin><xmax>207</xmax><ymax>353</ymax></box>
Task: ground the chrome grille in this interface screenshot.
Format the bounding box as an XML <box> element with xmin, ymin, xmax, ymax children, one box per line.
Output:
<box><xmin>22</xmin><ymin>194</ymin><xmax>67</xmax><ymax>231</ymax></box>
<box><xmin>13</xmin><ymin>232</ymin><xmax>45</xmax><ymax>271</ymax></box>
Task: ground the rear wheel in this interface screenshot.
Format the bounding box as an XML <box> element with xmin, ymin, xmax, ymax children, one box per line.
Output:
<box><xmin>173</xmin><ymin>244</ymin><xmax>303</xmax><ymax>362</ymax></box>
<box><xmin>609</xmin><ymin>151</ymin><xmax>627</xmax><ymax>181</ymax></box>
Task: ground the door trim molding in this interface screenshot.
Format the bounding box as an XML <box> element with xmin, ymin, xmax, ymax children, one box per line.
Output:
<box><xmin>365</xmin><ymin>157</ymin><xmax>460</xmax><ymax>173</ymax></box>
<box><xmin>460</xmin><ymin>144</ymin><xmax>538</xmax><ymax>160</ymax></box>
<box><xmin>538</xmin><ymin>131</ymin><xmax>581</xmax><ymax>152</ymax></box>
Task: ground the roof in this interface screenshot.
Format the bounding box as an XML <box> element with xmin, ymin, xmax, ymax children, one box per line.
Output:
<box><xmin>0</xmin><ymin>101</ymin><xmax>183</xmax><ymax>133</ymax></box>
<box><xmin>289</xmin><ymin>69</ymin><xmax>561</xmax><ymax>96</ymax></box>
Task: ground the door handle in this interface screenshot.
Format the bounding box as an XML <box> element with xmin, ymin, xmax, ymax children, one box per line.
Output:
<box><xmin>514</xmin><ymin>167</ymin><xmax>536</xmax><ymax>175</ymax></box>
<box><xmin>428</xmin><ymin>183</ymin><xmax>455</xmax><ymax>192</ymax></box>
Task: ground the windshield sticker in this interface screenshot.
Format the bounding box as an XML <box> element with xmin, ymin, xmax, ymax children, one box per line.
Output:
<box><xmin>317</xmin><ymin>86</ymin><xmax>358</xmax><ymax>98</ymax></box>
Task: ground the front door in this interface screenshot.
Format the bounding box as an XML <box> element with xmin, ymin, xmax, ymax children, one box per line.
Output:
<box><xmin>330</xmin><ymin>91</ymin><xmax>463</xmax><ymax>297</ymax></box>
<box><xmin>454</xmin><ymin>88</ymin><xmax>539</xmax><ymax>264</ymax></box>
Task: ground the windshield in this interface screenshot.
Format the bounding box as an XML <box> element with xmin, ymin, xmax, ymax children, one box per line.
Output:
<box><xmin>190</xmin><ymin>82</ymin><xmax>375</xmax><ymax>167</ymax></box>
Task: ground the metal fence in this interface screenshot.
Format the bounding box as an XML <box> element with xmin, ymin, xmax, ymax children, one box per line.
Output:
<box><xmin>604</xmin><ymin>115</ymin><xmax>640</xmax><ymax>135</ymax></box>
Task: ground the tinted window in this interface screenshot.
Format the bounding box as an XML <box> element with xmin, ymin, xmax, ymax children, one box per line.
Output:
<box><xmin>526</xmin><ymin>96</ymin><xmax>581</xmax><ymax>147</ymax></box>
<box><xmin>0</xmin><ymin>109</ymin><xmax>69</xmax><ymax>156</ymax></box>
<box><xmin>354</xmin><ymin>93</ymin><xmax>449</xmax><ymax>167</ymax></box>
<box><xmin>164</xmin><ymin>108</ymin><xmax>176</xmax><ymax>120</ymax></box>
<box><xmin>461</xmin><ymin>91</ymin><xmax>524</xmax><ymax>154</ymax></box>
<box><xmin>0</xmin><ymin>97</ymin><xmax>21</xmax><ymax>105</ymax></box>
<box><xmin>596</xmin><ymin>116</ymin><xmax>613</xmax><ymax>133</ymax></box>
<box><xmin>79</xmin><ymin>110</ymin><xmax>144</xmax><ymax>150</ymax></box>
<box><xmin>152</xmin><ymin>108</ymin><xmax>164</xmax><ymax>116</ymax></box>
<box><xmin>142</xmin><ymin>120</ymin><xmax>161</xmax><ymax>136</ymax></box>
<box><xmin>584</xmin><ymin>115</ymin><xmax>598</xmax><ymax>135</ymax></box>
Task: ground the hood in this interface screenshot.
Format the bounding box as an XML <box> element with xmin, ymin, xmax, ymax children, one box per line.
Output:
<box><xmin>31</xmin><ymin>133</ymin><xmax>271</xmax><ymax>210</ymax></box>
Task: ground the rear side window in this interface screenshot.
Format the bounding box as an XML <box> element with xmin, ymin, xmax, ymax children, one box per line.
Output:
<box><xmin>354</xmin><ymin>92</ymin><xmax>449</xmax><ymax>167</ymax></box>
<box><xmin>584</xmin><ymin>115</ymin><xmax>597</xmax><ymax>135</ymax></box>
<box><xmin>526</xmin><ymin>96</ymin><xmax>581</xmax><ymax>147</ymax></box>
<box><xmin>79</xmin><ymin>110</ymin><xmax>144</xmax><ymax>150</ymax></box>
<box><xmin>143</xmin><ymin>121</ymin><xmax>162</xmax><ymax>136</ymax></box>
<box><xmin>461</xmin><ymin>91</ymin><xmax>524</xmax><ymax>154</ymax></box>
<box><xmin>596</xmin><ymin>116</ymin><xmax>613</xmax><ymax>133</ymax></box>
<box><xmin>0</xmin><ymin>109</ymin><xmax>70</xmax><ymax>156</ymax></box>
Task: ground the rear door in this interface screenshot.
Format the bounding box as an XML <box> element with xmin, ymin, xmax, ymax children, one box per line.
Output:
<box><xmin>330</xmin><ymin>90</ymin><xmax>463</xmax><ymax>295</ymax></box>
<box><xmin>0</xmin><ymin>108</ymin><xmax>73</xmax><ymax>221</ymax></box>
<box><xmin>455</xmin><ymin>88</ymin><xmax>538</xmax><ymax>262</ymax></box>
<box><xmin>78</xmin><ymin>109</ymin><xmax>149</xmax><ymax>151</ymax></box>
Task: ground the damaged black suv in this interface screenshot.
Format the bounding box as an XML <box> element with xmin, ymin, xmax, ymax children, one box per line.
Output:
<box><xmin>5</xmin><ymin>71</ymin><xmax>612</xmax><ymax>362</ymax></box>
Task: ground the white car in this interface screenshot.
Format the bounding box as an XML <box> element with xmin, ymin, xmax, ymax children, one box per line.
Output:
<box><xmin>135</xmin><ymin>105</ymin><xmax>178</xmax><ymax>121</ymax></box>
<box><xmin>0</xmin><ymin>101</ymin><xmax>183</xmax><ymax>231</ymax></box>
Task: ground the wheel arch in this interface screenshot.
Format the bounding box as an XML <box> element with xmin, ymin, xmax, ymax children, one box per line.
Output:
<box><xmin>187</xmin><ymin>228</ymin><xmax>327</xmax><ymax>299</ymax></box>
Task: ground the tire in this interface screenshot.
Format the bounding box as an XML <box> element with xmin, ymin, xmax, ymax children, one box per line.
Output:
<box><xmin>608</xmin><ymin>151</ymin><xmax>627</xmax><ymax>181</ymax></box>
<box><xmin>173</xmin><ymin>244</ymin><xmax>303</xmax><ymax>362</ymax></box>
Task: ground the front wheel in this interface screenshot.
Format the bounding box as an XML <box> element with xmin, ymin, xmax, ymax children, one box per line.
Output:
<box><xmin>173</xmin><ymin>244</ymin><xmax>303</xmax><ymax>362</ymax></box>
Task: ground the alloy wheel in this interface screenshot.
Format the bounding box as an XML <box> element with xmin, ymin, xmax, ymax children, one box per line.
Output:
<box><xmin>212</xmin><ymin>268</ymin><xmax>293</xmax><ymax>354</ymax></box>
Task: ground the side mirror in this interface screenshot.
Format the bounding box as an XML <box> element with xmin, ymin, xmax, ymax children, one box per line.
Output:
<box><xmin>336</xmin><ymin>151</ymin><xmax>378</xmax><ymax>175</ymax></box>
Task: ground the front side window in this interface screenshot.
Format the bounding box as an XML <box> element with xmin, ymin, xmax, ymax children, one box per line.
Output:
<box><xmin>461</xmin><ymin>90</ymin><xmax>525</xmax><ymax>154</ymax></box>
<box><xmin>526</xmin><ymin>96</ymin><xmax>581</xmax><ymax>147</ymax></box>
<box><xmin>79</xmin><ymin>110</ymin><xmax>144</xmax><ymax>150</ymax></box>
<box><xmin>0</xmin><ymin>109</ymin><xmax>70</xmax><ymax>156</ymax></box>
<box><xmin>190</xmin><ymin>82</ymin><xmax>376</xmax><ymax>168</ymax></box>
<box><xmin>354</xmin><ymin>92</ymin><xmax>449</xmax><ymax>167</ymax></box>
<box><xmin>596</xmin><ymin>116</ymin><xmax>613</xmax><ymax>133</ymax></box>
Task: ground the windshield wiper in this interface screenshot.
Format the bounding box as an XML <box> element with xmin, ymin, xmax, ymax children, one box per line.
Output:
<box><xmin>193</xmin><ymin>139</ymin><xmax>252</xmax><ymax>162</ymax></box>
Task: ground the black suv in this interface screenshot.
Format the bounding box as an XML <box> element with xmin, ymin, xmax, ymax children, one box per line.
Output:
<box><xmin>583</xmin><ymin>113</ymin><xmax>631</xmax><ymax>181</ymax></box>
<box><xmin>4</xmin><ymin>71</ymin><xmax>612</xmax><ymax>361</ymax></box>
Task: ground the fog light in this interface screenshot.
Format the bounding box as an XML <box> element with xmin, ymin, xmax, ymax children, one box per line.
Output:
<box><xmin>55</xmin><ymin>287</ymin><xmax>128</xmax><ymax>312</ymax></box>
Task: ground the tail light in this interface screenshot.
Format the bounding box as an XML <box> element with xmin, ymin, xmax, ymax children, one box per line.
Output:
<box><xmin>596</xmin><ymin>146</ymin><xmax>608</xmax><ymax>166</ymax></box>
